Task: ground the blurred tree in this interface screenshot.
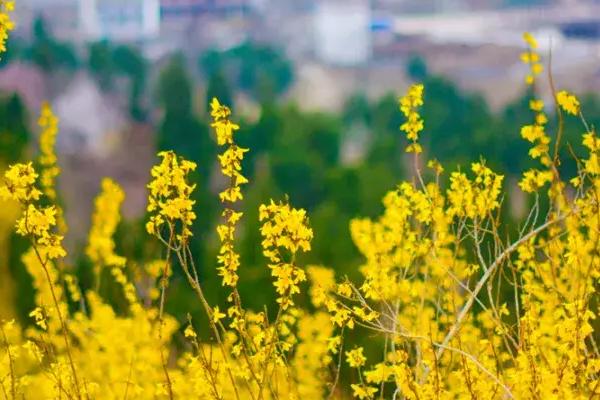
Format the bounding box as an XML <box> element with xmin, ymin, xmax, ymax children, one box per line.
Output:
<box><xmin>0</xmin><ymin>94</ymin><xmax>31</xmax><ymax>163</ymax></box>
<box><xmin>343</xmin><ymin>93</ymin><xmax>371</xmax><ymax>126</ymax></box>
<box><xmin>0</xmin><ymin>37</ymin><xmax>24</xmax><ymax>68</ymax></box>
<box><xmin>205</xmin><ymin>69</ymin><xmax>233</xmax><ymax>113</ymax></box>
<box><xmin>27</xmin><ymin>16</ymin><xmax>78</xmax><ymax>72</ymax></box>
<box><xmin>113</xmin><ymin>45</ymin><xmax>147</xmax><ymax>120</ymax></box>
<box><xmin>88</xmin><ymin>40</ymin><xmax>115</xmax><ymax>90</ymax></box>
<box><xmin>199</xmin><ymin>42</ymin><xmax>293</xmax><ymax>101</ymax></box>
<box><xmin>406</xmin><ymin>54</ymin><xmax>429</xmax><ymax>82</ymax></box>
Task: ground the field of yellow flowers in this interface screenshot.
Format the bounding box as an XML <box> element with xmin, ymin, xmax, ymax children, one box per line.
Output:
<box><xmin>2</xmin><ymin>3</ymin><xmax>600</xmax><ymax>399</ymax></box>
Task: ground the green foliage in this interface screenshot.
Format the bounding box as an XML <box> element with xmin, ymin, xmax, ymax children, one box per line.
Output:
<box><xmin>88</xmin><ymin>40</ymin><xmax>114</xmax><ymax>90</ymax></box>
<box><xmin>0</xmin><ymin>94</ymin><xmax>30</xmax><ymax>163</ymax></box>
<box><xmin>406</xmin><ymin>54</ymin><xmax>429</xmax><ymax>81</ymax></box>
<box><xmin>199</xmin><ymin>42</ymin><xmax>293</xmax><ymax>101</ymax></box>
<box><xmin>88</xmin><ymin>41</ymin><xmax>147</xmax><ymax>120</ymax></box>
<box><xmin>27</xmin><ymin>16</ymin><xmax>78</xmax><ymax>72</ymax></box>
<box><xmin>0</xmin><ymin>36</ymin><xmax>24</xmax><ymax>68</ymax></box>
<box><xmin>205</xmin><ymin>70</ymin><xmax>233</xmax><ymax>113</ymax></box>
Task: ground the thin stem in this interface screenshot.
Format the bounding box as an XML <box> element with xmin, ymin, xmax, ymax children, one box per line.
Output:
<box><xmin>31</xmin><ymin>245</ymin><xmax>82</xmax><ymax>400</ymax></box>
<box><xmin>0</xmin><ymin>323</ymin><xmax>16</xmax><ymax>400</ymax></box>
<box><xmin>435</xmin><ymin>213</ymin><xmax>570</xmax><ymax>362</ymax></box>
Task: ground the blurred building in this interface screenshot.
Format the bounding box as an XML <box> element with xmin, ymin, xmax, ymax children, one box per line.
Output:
<box><xmin>314</xmin><ymin>0</ymin><xmax>371</xmax><ymax>66</ymax></box>
<box><xmin>160</xmin><ymin>0</ymin><xmax>249</xmax><ymax>16</ymax></box>
<box><xmin>79</xmin><ymin>0</ymin><xmax>161</xmax><ymax>41</ymax></box>
<box><xmin>15</xmin><ymin>0</ymin><xmax>80</xmax><ymax>39</ymax></box>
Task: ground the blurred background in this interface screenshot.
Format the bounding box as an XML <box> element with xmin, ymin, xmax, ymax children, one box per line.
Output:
<box><xmin>1</xmin><ymin>0</ymin><xmax>600</xmax><ymax>323</ymax></box>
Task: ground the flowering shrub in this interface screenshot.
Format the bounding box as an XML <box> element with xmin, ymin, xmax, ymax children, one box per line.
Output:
<box><xmin>1</xmin><ymin>19</ymin><xmax>600</xmax><ymax>400</ymax></box>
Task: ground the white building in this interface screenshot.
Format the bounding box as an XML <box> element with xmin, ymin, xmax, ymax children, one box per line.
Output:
<box><xmin>79</xmin><ymin>0</ymin><xmax>160</xmax><ymax>41</ymax></box>
<box><xmin>14</xmin><ymin>0</ymin><xmax>80</xmax><ymax>40</ymax></box>
<box><xmin>314</xmin><ymin>0</ymin><xmax>372</xmax><ymax>66</ymax></box>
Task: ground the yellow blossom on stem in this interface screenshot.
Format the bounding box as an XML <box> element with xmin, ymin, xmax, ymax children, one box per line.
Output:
<box><xmin>211</xmin><ymin>98</ymin><xmax>248</xmax><ymax>289</ymax></box>
<box><xmin>346</xmin><ymin>347</ymin><xmax>366</xmax><ymax>368</ymax></box>
<box><xmin>0</xmin><ymin>162</ymin><xmax>42</xmax><ymax>202</ymax></box>
<box><xmin>1</xmin><ymin>163</ymin><xmax>66</xmax><ymax>260</ymax></box>
<box><xmin>37</xmin><ymin>102</ymin><xmax>60</xmax><ymax>201</ymax></box>
<box><xmin>146</xmin><ymin>151</ymin><xmax>197</xmax><ymax>242</ymax></box>
<box><xmin>556</xmin><ymin>90</ymin><xmax>580</xmax><ymax>116</ymax></box>
<box><xmin>29</xmin><ymin>307</ymin><xmax>47</xmax><ymax>331</ymax></box>
<box><xmin>522</xmin><ymin>32</ymin><xmax>543</xmax><ymax>85</ymax></box>
<box><xmin>184</xmin><ymin>324</ymin><xmax>197</xmax><ymax>339</ymax></box>
<box><xmin>399</xmin><ymin>84</ymin><xmax>424</xmax><ymax>154</ymax></box>
<box><xmin>447</xmin><ymin>161</ymin><xmax>503</xmax><ymax>219</ymax></box>
<box><xmin>260</xmin><ymin>199</ymin><xmax>312</xmax><ymax>309</ymax></box>
<box><xmin>351</xmin><ymin>384</ymin><xmax>378</xmax><ymax>399</ymax></box>
<box><xmin>519</xmin><ymin>169</ymin><xmax>554</xmax><ymax>193</ymax></box>
<box><xmin>86</xmin><ymin>178</ymin><xmax>126</xmax><ymax>269</ymax></box>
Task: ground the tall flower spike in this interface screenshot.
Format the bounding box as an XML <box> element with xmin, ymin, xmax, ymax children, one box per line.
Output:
<box><xmin>37</xmin><ymin>102</ymin><xmax>61</xmax><ymax>201</ymax></box>
<box><xmin>399</xmin><ymin>83</ymin><xmax>424</xmax><ymax>154</ymax></box>
<box><xmin>259</xmin><ymin>199</ymin><xmax>313</xmax><ymax>309</ymax></box>
<box><xmin>86</xmin><ymin>178</ymin><xmax>126</xmax><ymax>269</ymax></box>
<box><xmin>211</xmin><ymin>98</ymin><xmax>248</xmax><ymax>287</ymax></box>
<box><xmin>146</xmin><ymin>151</ymin><xmax>197</xmax><ymax>242</ymax></box>
<box><xmin>518</xmin><ymin>32</ymin><xmax>554</xmax><ymax>193</ymax></box>
<box><xmin>521</xmin><ymin>32</ymin><xmax>543</xmax><ymax>85</ymax></box>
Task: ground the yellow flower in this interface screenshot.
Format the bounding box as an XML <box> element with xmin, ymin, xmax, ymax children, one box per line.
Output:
<box><xmin>0</xmin><ymin>163</ymin><xmax>42</xmax><ymax>202</ymax></box>
<box><xmin>37</xmin><ymin>102</ymin><xmax>60</xmax><ymax>200</ymax></box>
<box><xmin>350</xmin><ymin>384</ymin><xmax>377</xmax><ymax>399</ymax></box>
<box><xmin>556</xmin><ymin>90</ymin><xmax>580</xmax><ymax>116</ymax></box>
<box><xmin>260</xmin><ymin>199</ymin><xmax>313</xmax><ymax>309</ymax></box>
<box><xmin>399</xmin><ymin>84</ymin><xmax>425</xmax><ymax>153</ymax></box>
<box><xmin>184</xmin><ymin>324</ymin><xmax>197</xmax><ymax>339</ymax></box>
<box><xmin>346</xmin><ymin>347</ymin><xmax>366</xmax><ymax>368</ymax></box>
<box><xmin>523</xmin><ymin>31</ymin><xmax>538</xmax><ymax>49</ymax></box>
<box><xmin>519</xmin><ymin>169</ymin><xmax>553</xmax><ymax>193</ymax></box>
<box><xmin>427</xmin><ymin>159</ymin><xmax>444</xmax><ymax>174</ymax></box>
<box><xmin>447</xmin><ymin>162</ymin><xmax>503</xmax><ymax>219</ymax></box>
<box><xmin>364</xmin><ymin>363</ymin><xmax>393</xmax><ymax>384</ymax></box>
<box><xmin>212</xmin><ymin>306</ymin><xmax>226</xmax><ymax>324</ymax></box>
<box><xmin>211</xmin><ymin>97</ymin><xmax>248</xmax><ymax>289</ymax></box>
<box><xmin>86</xmin><ymin>178</ymin><xmax>126</xmax><ymax>268</ymax></box>
<box><xmin>522</xmin><ymin>32</ymin><xmax>543</xmax><ymax>85</ymax></box>
<box><xmin>210</xmin><ymin>97</ymin><xmax>240</xmax><ymax>146</ymax></box>
<box><xmin>29</xmin><ymin>307</ymin><xmax>47</xmax><ymax>331</ymax></box>
<box><xmin>529</xmin><ymin>99</ymin><xmax>544</xmax><ymax>112</ymax></box>
<box><xmin>146</xmin><ymin>151</ymin><xmax>197</xmax><ymax>241</ymax></box>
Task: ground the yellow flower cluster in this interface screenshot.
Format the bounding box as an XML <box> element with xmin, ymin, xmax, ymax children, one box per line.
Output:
<box><xmin>399</xmin><ymin>83</ymin><xmax>424</xmax><ymax>154</ymax></box>
<box><xmin>37</xmin><ymin>102</ymin><xmax>60</xmax><ymax>201</ymax></box>
<box><xmin>86</xmin><ymin>178</ymin><xmax>126</xmax><ymax>270</ymax></box>
<box><xmin>211</xmin><ymin>98</ymin><xmax>249</xmax><ymax>203</ymax></box>
<box><xmin>519</xmin><ymin>33</ymin><xmax>555</xmax><ymax>193</ymax></box>
<box><xmin>259</xmin><ymin>200</ymin><xmax>312</xmax><ymax>309</ymax></box>
<box><xmin>447</xmin><ymin>161</ymin><xmax>504</xmax><ymax>219</ymax></box>
<box><xmin>211</xmin><ymin>98</ymin><xmax>249</xmax><ymax>288</ymax></box>
<box><xmin>0</xmin><ymin>163</ymin><xmax>65</xmax><ymax>259</ymax></box>
<box><xmin>346</xmin><ymin>347</ymin><xmax>366</xmax><ymax>368</ymax></box>
<box><xmin>556</xmin><ymin>89</ymin><xmax>580</xmax><ymax>116</ymax></box>
<box><xmin>0</xmin><ymin>162</ymin><xmax>41</xmax><ymax>203</ymax></box>
<box><xmin>582</xmin><ymin>131</ymin><xmax>600</xmax><ymax>175</ymax></box>
<box><xmin>0</xmin><ymin>0</ymin><xmax>14</xmax><ymax>55</ymax></box>
<box><xmin>521</xmin><ymin>32</ymin><xmax>543</xmax><ymax>85</ymax></box>
<box><xmin>520</xmin><ymin>168</ymin><xmax>554</xmax><ymax>193</ymax></box>
<box><xmin>146</xmin><ymin>151</ymin><xmax>197</xmax><ymax>242</ymax></box>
